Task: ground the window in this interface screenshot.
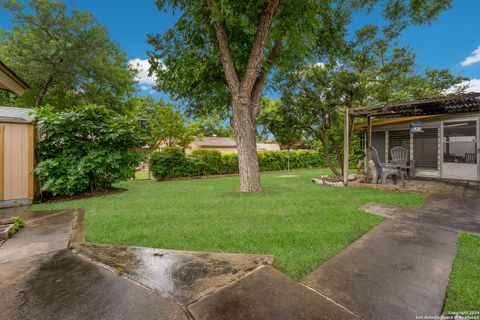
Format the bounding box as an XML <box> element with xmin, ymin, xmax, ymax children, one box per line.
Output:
<box><xmin>388</xmin><ymin>130</ymin><xmax>410</xmax><ymax>161</ymax></box>
<box><xmin>443</xmin><ymin>121</ymin><xmax>477</xmax><ymax>164</ymax></box>
<box><xmin>413</xmin><ymin>128</ymin><xmax>438</xmax><ymax>169</ymax></box>
<box><xmin>372</xmin><ymin>131</ymin><xmax>385</xmax><ymax>162</ymax></box>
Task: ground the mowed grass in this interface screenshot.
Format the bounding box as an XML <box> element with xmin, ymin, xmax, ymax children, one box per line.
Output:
<box><xmin>443</xmin><ymin>233</ymin><xmax>480</xmax><ymax>313</ymax></box>
<box><xmin>32</xmin><ymin>168</ymin><xmax>425</xmax><ymax>280</ymax></box>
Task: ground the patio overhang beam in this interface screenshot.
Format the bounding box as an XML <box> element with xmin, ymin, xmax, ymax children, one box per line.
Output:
<box><xmin>351</xmin><ymin>93</ymin><xmax>480</xmax><ymax>119</ymax></box>
<box><xmin>0</xmin><ymin>61</ymin><xmax>29</xmax><ymax>96</ymax></box>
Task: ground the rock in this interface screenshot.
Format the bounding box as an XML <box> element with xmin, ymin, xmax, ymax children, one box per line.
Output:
<box><xmin>312</xmin><ymin>177</ymin><xmax>344</xmax><ymax>187</ymax></box>
<box><xmin>347</xmin><ymin>174</ymin><xmax>357</xmax><ymax>181</ymax></box>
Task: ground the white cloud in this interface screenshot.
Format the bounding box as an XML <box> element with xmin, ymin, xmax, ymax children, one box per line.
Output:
<box><xmin>460</xmin><ymin>46</ymin><xmax>480</xmax><ymax>66</ymax></box>
<box><xmin>447</xmin><ymin>79</ymin><xmax>480</xmax><ymax>94</ymax></box>
<box><xmin>463</xmin><ymin>79</ymin><xmax>480</xmax><ymax>92</ymax></box>
<box><xmin>128</xmin><ymin>58</ymin><xmax>157</xmax><ymax>86</ymax></box>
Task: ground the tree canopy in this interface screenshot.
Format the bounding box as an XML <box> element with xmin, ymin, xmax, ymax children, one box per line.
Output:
<box><xmin>261</xmin><ymin>24</ymin><xmax>466</xmax><ymax>175</ymax></box>
<box><xmin>148</xmin><ymin>0</ymin><xmax>453</xmax><ymax>192</ymax></box>
<box><xmin>136</xmin><ymin>98</ymin><xmax>198</xmax><ymax>150</ymax></box>
<box><xmin>0</xmin><ymin>0</ymin><xmax>137</xmax><ymax>112</ymax></box>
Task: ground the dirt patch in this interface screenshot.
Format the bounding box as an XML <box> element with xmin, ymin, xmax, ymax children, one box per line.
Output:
<box><xmin>39</xmin><ymin>188</ymin><xmax>127</xmax><ymax>203</ymax></box>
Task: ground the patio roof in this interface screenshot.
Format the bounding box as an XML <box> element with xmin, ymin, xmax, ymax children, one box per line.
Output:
<box><xmin>0</xmin><ymin>61</ymin><xmax>29</xmax><ymax>96</ymax></box>
<box><xmin>352</xmin><ymin>93</ymin><xmax>480</xmax><ymax>118</ymax></box>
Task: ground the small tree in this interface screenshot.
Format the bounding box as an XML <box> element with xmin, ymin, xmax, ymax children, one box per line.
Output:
<box><xmin>267</xmin><ymin>25</ymin><xmax>466</xmax><ymax>175</ymax></box>
<box><xmin>34</xmin><ymin>105</ymin><xmax>140</xmax><ymax>196</ymax></box>
<box><xmin>136</xmin><ymin>98</ymin><xmax>198</xmax><ymax>150</ymax></box>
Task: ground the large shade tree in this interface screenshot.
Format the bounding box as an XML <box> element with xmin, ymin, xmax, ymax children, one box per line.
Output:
<box><xmin>0</xmin><ymin>0</ymin><xmax>137</xmax><ymax>112</ymax></box>
<box><xmin>148</xmin><ymin>0</ymin><xmax>452</xmax><ymax>192</ymax></box>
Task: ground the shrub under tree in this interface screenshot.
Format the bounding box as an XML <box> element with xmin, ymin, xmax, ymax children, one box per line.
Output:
<box><xmin>34</xmin><ymin>105</ymin><xmax>141</xmax><ymax>196</ymax></box>
<box><xmin>149</xmin><ymin>148</ymin><xmax>327</xmax><ymax>181</ymax></box>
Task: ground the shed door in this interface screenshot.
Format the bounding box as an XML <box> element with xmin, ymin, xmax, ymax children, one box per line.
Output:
<box><xmin>442</xmin><ymin>119</ymin><xmax>479</xmax><ymax>181</ymax></box>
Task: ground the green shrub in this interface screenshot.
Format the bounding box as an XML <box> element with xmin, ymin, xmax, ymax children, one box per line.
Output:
<box><xmin>149</xmin><ymin>147</ymin><xmax>191</xmax><ymax>180</ymax></box>
<box><xmin>150</xmin><ymin>148</ymin><xmax>326</xmax><ymax>180</ymax></box>
<box><xmin>220</xmin><ymin>153</ymin><xmax>239</xmax><ymax>174</ymax></box>
<box><xmin>8</xmin><ymin>216</ymin><xmax>26</xmax><ymax>236</ymax></box>
<box><xmin>190</xmin><ymin>149</ymin><xmax>223</xmax><ymax>175</ymax></box>
<box><xmin>34</xmin><ymin>105</ymin><xmax>141</xmax><ymax>196</ymax></box>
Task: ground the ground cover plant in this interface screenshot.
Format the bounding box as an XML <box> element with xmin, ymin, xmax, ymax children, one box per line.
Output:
<box><xmin>33</xmin><ymin>168</ymin><xmax>425</xmax><ymax>280</ymax></box>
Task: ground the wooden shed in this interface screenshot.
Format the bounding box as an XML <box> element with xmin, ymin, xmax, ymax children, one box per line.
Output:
<box><xmin>0</xmin><ymin>107</ymin><xmax>35</xmax><ymax>207</ymax></box>
<box><xmin>0</xmin><ymin>60</ymin><xmax>33</xmax><ymax>207</ymax></box>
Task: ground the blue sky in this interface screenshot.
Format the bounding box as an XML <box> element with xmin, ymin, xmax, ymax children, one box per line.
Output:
<box><xmin>1</xmin><ymin>0</ymin><xmax>480</xmax><ymax>97</ymax></box>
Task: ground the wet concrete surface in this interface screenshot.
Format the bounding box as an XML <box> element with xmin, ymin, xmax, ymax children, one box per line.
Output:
<box><xmin>363</xmin><ymin>194</ymin><xmax>480</xmax><ymax>235</ymax></box>
<box><xmin>0</xmin><ymin>210</ymin><xmax>74</xmax><ymax>263</ymax></box>
<box><xmin>189</xmin><ymin>266</ymin><xmax>359</xmax><ymax>320</ymax></box>
<box><xmin>301</xmin><ymin>216</ymin><xmax>458</xmax><ymax>320</ymax></box>
<box><xmin>2</xmin><ymin>194</ymin><xmax>476</xmax><ymax>319</ymax></box>
<box><xmin>74</xmin><ymin>242</ymin><xmax>273</xmax><ymax>305</ymax></box>
<box><xmin>0</xmin><ymin>250</ymin><xmax>188</xmax><ymax>320</ymax></box>
<box><xmin>0</xmin><ymin>205</ymin><xmax>28</xmax><ymax>224</ymax></box>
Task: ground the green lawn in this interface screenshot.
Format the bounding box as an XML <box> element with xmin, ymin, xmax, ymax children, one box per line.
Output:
<box><xmin>443</xmin><ymin>233</ymin><xmax>480</xmax><ymax>314</ymax></box>
<box><xmin>32</xmin><ymin>168</ymin><xmax>425</xmax><ymax>280</ymax></box>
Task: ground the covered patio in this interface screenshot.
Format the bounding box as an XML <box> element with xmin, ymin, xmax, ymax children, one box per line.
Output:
<box><xmin>342</xmin><ymin>93</ymin><xmax>480</xmax><ymax>194</ymax></box>
<box><xmin>349</xmin><ymin>176</ymin><xmax>480</xmax><ymax>198</ymax></box>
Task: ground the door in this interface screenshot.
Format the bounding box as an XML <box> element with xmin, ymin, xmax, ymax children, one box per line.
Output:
<box><xmin>441</xmin><ymin>119</ymin><xmax>479</xmax><ymax>180</ymax></box>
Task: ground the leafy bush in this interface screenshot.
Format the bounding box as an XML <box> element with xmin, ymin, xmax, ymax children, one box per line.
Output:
<box><xmin>8</xmin><ymin>216</ymin><xmax>26</xmax><ymax>236</ymax></box>
<box><xmin>34</xmin><ymin>105</ymin><xmax>141</xmax><ymax>196</ymax></box>
<box><xmin>220</xmin><ymin>153</ymin><xmax>239</xmax><ymax>174</ymax></box>
<box><xmin>149</xmin><ymin>147</ymin><xmax>196</xmax><ymax>179</ymax></box>
<box><xmin>190</xmin><ymin>149</ymin><xmax>223</xmax><ymax>175</ymax></box>
<box><xmin>150</xmin><ymin>148</ymin><xmax>326</xmax><ymax>180</ymax></box>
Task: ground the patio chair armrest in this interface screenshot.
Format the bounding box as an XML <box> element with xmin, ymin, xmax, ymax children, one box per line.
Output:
<box><xmin>381</xmin><ymin>162</ymin><xmax>393</xmax><ymax>168</ymax></box>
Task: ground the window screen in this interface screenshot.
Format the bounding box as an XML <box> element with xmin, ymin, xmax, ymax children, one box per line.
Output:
<box><xmin>372</xmin><ymin>131</ymin><xmax>385</xmax><ymax>162</ymax></box>
<box><xmin>413</xmin><ymin>128</ymin><xmax>438</xmax><ymax>169</ymax></box>
<box><xmin>388</xmin><ymin>130</ymin><xmax>410</xmax><ymax>161</ymax></box>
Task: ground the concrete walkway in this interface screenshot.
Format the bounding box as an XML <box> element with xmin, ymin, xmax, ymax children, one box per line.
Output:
<box><xmin>301</xmin><ymin>195</ymin><xmax>479</xmax><ymax>320</ymax></box>
<box><xmin>0</xmin><ymin>210</ymin><xmax>187</xmax><ymax>320</ymax></box>
<box><xmin>1</xmin><ymin>195</ymin><xmax>478</xmax><ymax>319</ymax></box>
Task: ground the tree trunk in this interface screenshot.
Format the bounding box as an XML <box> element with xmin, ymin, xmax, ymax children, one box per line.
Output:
<box><xmin>329</xmin><ymin>134</ymin><xmax>344</xmax><ymax>175</ymax></box>
<box><xmin>318</xmin><ymin>130</ymin><xmax>341</xmax><ymax>176</ymax></box>
<box><xmin>232</xmin><ymin>100</ymin><xmax>261</xmax><ymax>192</ymax></box>
<box><xmin>206</xmin><ymin>0</ymin><xmax>280</xmax><ymax>192</ymax></box>
<box><xmin>35</xmin><ymin>75</ymin><xmax>54</xmax><ymax>107</ymax></box>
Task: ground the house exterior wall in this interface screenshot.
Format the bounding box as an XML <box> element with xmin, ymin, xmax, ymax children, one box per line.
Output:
<box><xmin>366</xmin><ymin>112</ymin><xmax>480</xmax><ymax>181</ymax></box>
<box><xmin>0</xmin><ymin>121</ymin><xmax>34</xmax><ymax>203</ymax></box>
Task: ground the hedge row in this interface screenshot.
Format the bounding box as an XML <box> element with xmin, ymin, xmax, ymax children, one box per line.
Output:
<box><xmin>149</xmin><ymin>148</ymin><xmax>327</xmax><ymax>180</ymax></box>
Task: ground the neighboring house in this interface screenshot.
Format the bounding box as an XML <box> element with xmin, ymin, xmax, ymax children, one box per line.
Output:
<box><xmin>186</xmin><ymin>136</ymin><xmax>281</xmax><ymax>154</ymax></box>
<box><xmin>187</xmin><ymin>136</ymin><xmax>238</xmax><ymax>154</ymax></box>
<box><xmin>0</xmin><ymin>61</ymin><xmax>33</xmax><ymax>207</ymax></box>
<box><xmin>257</xmin><ymin>141</ymin><xmax>281</xmax><ymax>151</ymax></box>
<box><xmin>354</xmin><ymin>93</ymin><xmax>480</xmax><ymax>181</ymax></box>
